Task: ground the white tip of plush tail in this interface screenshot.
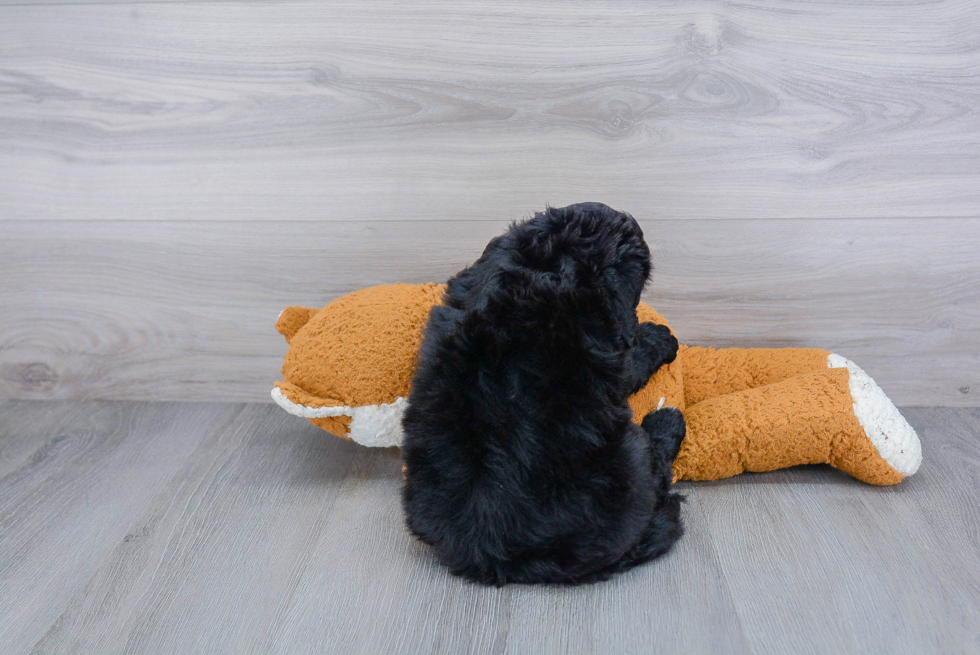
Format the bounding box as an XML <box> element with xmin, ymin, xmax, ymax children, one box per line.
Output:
<box><xmin>828</xmin><ymin>354</ymin><xmax>922</xmax><ymax>477</ymax></box>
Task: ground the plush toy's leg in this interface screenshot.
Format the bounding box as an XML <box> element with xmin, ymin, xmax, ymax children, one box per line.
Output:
<box><xmin>673</xmin><ymin>367</ymin><xmax>921</xmax><ymax>485</ymax></box>
<box><xmin>680</xmin><ymin>346</ymin><xmax>832</xmax><ymax>406</ymax></box>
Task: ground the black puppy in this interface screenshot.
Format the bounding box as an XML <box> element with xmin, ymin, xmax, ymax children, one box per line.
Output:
<box><xmin>401</xmin><ymin>202</ymin><xmax>686</xmax><ymax>586</ymax></box>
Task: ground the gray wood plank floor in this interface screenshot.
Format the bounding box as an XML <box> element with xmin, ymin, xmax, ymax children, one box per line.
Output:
<box><xmin>1</xmin><ymin>400</ymin><xmax>977</xmax><ymax>654</ymax></box>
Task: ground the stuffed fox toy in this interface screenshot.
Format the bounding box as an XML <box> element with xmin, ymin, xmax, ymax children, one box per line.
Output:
<box><xmin>272</xmin><ymin>283</ymin><xmax>921</xmax><ymax>485</ymax></box>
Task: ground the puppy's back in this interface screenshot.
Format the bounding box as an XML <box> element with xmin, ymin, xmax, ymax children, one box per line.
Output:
<box><xmin>402</xmin><ymin>204</ymin><xmax>662</xmax><ymax>585</ymax></box>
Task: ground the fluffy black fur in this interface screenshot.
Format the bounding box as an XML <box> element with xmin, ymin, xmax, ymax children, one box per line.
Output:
<box><xmin>401</xmin><ymin>202</ymin><xmax>686</xmax><ymax>586</ymax></box>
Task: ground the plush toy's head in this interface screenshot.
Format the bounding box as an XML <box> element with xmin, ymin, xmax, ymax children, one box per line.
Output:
<box><xmin>272</xmin><ymin>283</ymin><xmax>683</xmax><ymax>447</ymax></box>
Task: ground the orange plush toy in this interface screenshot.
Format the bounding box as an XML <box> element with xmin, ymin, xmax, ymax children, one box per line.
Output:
<box><xmin>272</xmin><ymin>284</ymin><xmax>921</xmax><ymax>485</ymax></box>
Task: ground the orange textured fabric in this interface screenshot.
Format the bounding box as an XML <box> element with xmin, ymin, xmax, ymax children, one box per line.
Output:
<box><xmin>276</xmin><ymin>307</ymin><xmax>320</xmax><ymax>344</ymax></box>
<box><xmin>677</xmin><ymin>369</ymin><xmax>902</xmax><ymax>485</ymax></box>
<box><xmin>680</xmin><ymin>346</ymin><xmax>832</xmax><ymax>406</ymax></box>
<box><xmin>273</xmin><ymin>283</ymin><xmax>912</xmax><ymax>485</ymax></box>
<box><xmin>279</xmin><ymin>282</ymin><xmax>445</xmax><ymax>407</ymax></box>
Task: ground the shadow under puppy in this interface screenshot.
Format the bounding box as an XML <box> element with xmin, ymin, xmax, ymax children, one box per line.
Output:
<box><xmin>402</xmin><ymin>202</ymin><xmax>686</xmax><ymax>585</ymax></box>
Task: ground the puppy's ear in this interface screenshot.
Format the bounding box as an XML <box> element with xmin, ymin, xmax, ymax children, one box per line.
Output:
<box><xmin>607</xmin><ymin>236</ymin><xmax>651</xmax><ymax>310</ymax></box>
<box><xmin>605</xmin><ymin>272</ymin><xmax>642</xmax><ymax>345</ymax></box>
<box><xmin>602</xmin><ymin>222</ymin><xmax>652</xmax><ymax>345</ymax></box>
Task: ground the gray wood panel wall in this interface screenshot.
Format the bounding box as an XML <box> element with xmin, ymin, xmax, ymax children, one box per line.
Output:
<box><xmin>1</xmin><ymin>0</ymin><xmax>978</xmax><ymax>406</ymax></box>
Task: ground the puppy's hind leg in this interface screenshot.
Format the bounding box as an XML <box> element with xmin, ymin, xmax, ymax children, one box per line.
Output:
<box><xmin>613</xmin><ymin>409</ymin><xmax>687</xmax><ymax>574</ymax></box>
<box><xmin>641</xmin><ymin>406</ymin><xmax>686</xmax><ymax>463</ymax></box>
<box><xmin>583</xmin><ymin>490</ymin><xmax>684</xmax><ymax>583</ymax></box>
<box><xmin>580</xmin><ymin>415</ymin><xmax>686</xmax><ymax>583</ymax></box>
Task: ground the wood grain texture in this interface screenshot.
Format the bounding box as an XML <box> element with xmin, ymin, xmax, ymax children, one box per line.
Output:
<box><xmin>29</xmin><ymin>404</ymin><xmax>358</xmax><ymax>654</ymax></box>
<box><xmin>0</xmin><ymin>399</ymin><xmax>79</xmax><ymax>478</ymax></box>
<box><xmin>695</xmin><ymin>406</ymin><xmax>980</xmax><ymax>654</ymax></box>
<box><xmin>1</xmin><ymin>401</ymin><xmax>978</xmax><ymax>653</ymax></box>
<box><xmin>693</xmin><ymin>460</ymin><xmax>978</xmax><ymax>653</ymax></box>
<box><xmin>265</xmin><ymin>450</ymin><xmax>750</xmax><ymax>655</ymax></box>
<box><xmin>1</xmin><ymin>0</ymin><xmax>978</xmax><ymax>222</ymax></box>
<box><xmin>0</xmin><ymin>401</ymin><xmax>244</xmax><ymax>652</ymax></box>
<box><xmin>1</xmin><ymin>218</ymin><xmax>977</xmax><ymax>406</ymax></box>
<box><xmin>895</xmin><ymin>407</ymin><xmax>980</xmax><ymax>648</ymax></box>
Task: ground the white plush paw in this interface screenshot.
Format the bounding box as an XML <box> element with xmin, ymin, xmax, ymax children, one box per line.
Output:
<box><xmin>270</xmin><ymin>388</ymin><xmax>406</xmax><ymax>447</ymax></box>
<box><xmin>828</xmin><ymin>354</ymin><xmax>922</xmax><ymax>476</ymax></box>
<box><xmin>347</xmin><ymin>397</ymin><xmax>408</xmax><ymax>447</ymax></box>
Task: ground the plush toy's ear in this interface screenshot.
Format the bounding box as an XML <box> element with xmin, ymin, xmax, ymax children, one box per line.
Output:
<box><xmin>276</xmin><ymin>306</ymin><xmax>319</xmax><ymax>344</ymax></box>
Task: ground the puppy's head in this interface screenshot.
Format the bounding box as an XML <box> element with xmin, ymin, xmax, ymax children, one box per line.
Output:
<box><xmin>446</xmin><ymin>203</ymin><xmax>651</xmax><ymax>342</ymax></box>
<box><xmin>515</xmin><ymin>202</ymin><xmax>651</xmax><ymax>308</ymax></box>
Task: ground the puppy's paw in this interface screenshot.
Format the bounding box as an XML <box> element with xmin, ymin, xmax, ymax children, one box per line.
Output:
<box><xmin>641</xmin><ymin>406</ymin><xmax>686</xmax><ymax>462</ymax></box>
<box><xmin>637</xmin><ymin>322</ymin><xmax>679</xmax><ymax>368</ymax></box>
